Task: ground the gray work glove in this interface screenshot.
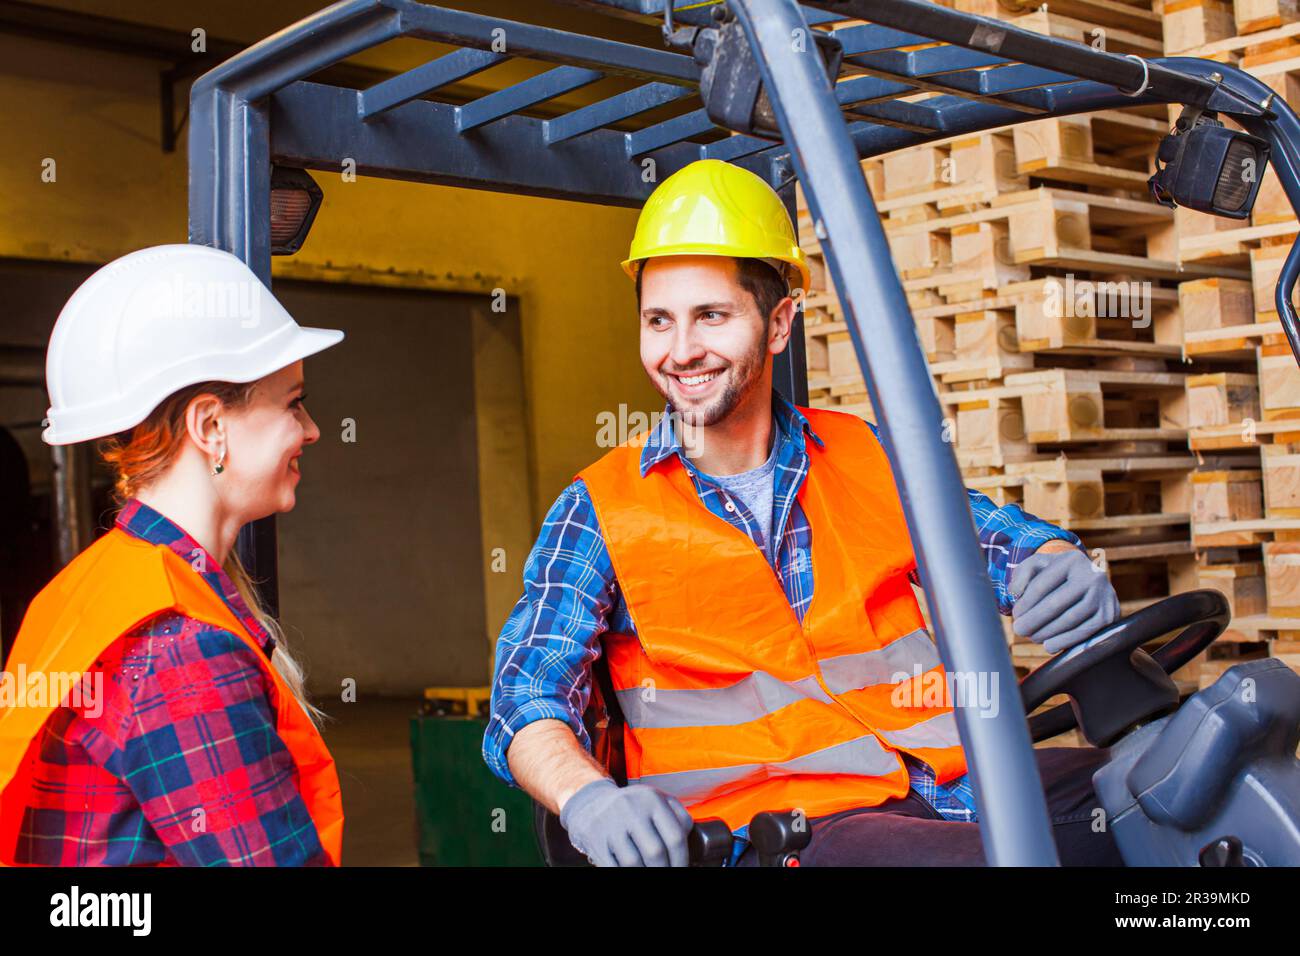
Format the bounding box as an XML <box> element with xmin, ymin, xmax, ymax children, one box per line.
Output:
<box><xmin>558</xmin><ymin>778</ymin><xmax>693</xmax><ymax>867</ymax></box>
<box><xmin>1010</xmin><ymin>548</ymin><xmax>1121</xmax><ymax>655</ymax></box>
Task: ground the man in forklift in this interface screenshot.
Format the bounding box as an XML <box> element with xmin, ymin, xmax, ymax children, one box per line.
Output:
<box><xmin>483</xmin><ymin>159</ymin><xmax>1124</xmax><ymax>867</ymax></box>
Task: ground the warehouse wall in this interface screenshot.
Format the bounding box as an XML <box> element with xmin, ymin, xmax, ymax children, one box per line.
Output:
<box><xmin>271</xmin><ymin>280</ymin><xmax>491</xmax><ymax>693</ymax></box>
<box><xmin>0</xmin><ymin>20</ymin><xmax>662</xmax><ymax>691</ymax></box>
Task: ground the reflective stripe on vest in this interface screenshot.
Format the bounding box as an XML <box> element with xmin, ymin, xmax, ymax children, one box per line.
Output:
<box><xmin>0</xmin><ymin>528</ymin><xmax>344</xmax><ymax>866</ymax></box>
<box><xmin>578</xmin><ymin>406</ymin><xmax>968</xmax><ymax>831</ymax></box>
<box><xmin>613</xmin><ymin>627</ymin><xmax>940</xmax><ymax>727</ymax></box>
<box><xmin>628</xmin><ymin>732</ymin><xmax>900</xmax><ymax>801</ymax></box>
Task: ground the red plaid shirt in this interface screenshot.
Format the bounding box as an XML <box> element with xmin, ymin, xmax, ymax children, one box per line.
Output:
<box><xmin>12</xmin><ymin>499</ymin><xmax>330</xmax><ymax>866</ymax></box>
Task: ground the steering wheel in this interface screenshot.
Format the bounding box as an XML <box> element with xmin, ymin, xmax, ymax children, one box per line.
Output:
<box><xmin>1019</xmin><ymin>590</ymin><xmax>1231</xmax><ymax>747</ymax></box>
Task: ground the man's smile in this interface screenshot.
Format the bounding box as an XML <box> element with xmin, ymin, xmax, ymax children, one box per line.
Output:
<box><xmin>667</xmin><ymin>367</ymin><xmax>726</xmax><ymax>396</ymax></box>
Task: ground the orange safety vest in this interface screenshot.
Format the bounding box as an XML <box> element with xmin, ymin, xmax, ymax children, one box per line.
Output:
<box><xmin>0</xmin><ymin>527</ymin><xmax>343</xmax><ymax>866</ymax></box>
<box><xmin>578</xmin><ymin>406</ymin><xmax>968</xmax><ymax>832</ymax></box>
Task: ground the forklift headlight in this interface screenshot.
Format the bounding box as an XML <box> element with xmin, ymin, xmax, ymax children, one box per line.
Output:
<box><xmin>1149</xmin><ymin>110</ymin><xmax>1270</xmax><ymax>220</ymax></box>
<box><xmin>270</xmin><ymin>166</ymin><xmax>323</xmax><ymax>255</ymax></box>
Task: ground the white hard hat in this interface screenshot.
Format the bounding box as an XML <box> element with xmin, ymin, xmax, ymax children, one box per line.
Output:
<box><xmin>43</xmin><ymin>244</ymin><xmax>344</xmax><ymax>445</ymax></box>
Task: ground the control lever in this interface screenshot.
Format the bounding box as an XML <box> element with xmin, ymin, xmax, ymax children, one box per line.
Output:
<box><xmin>749</xmin><ymin>810</ymin><xmax>811</xmax><ymax>867</ymax></box>
<box><xmin>1198</xmin><ymin>835</ymin><xmax>1246</xmax><ymax>867</ymax></box>
<box><xmin>689</xmin><ymin>819</ymin><xmax>735</xmax><ymax>866</ymax></box>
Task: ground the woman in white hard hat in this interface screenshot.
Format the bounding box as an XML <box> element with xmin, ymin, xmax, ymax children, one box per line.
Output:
<box><xmin>0</xmin><ymin>244</ymin><xmax>345</xmax><ymax>866</ymax></box>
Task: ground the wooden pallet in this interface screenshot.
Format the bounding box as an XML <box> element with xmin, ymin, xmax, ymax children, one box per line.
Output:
<box><xmin>1174</xmin><ymin>14</ymin><xmax>1300</xmax><ymax>58</ymax></box>
<box><xmin>1178</xmin><ymin>214</ymin><xmax>1298</xmax><ymax>265</ymax></box>
<box><xmin>1115</xmin><ymin>548</ymin><xmax>1201</xmax><ymax>604</ymax></box>
<box><xmin>1234</xmin><ymin>0</ymin><xmax>1300</xmax><ymax>34</ymax></box>
<box><xmin>912</xmin><ymin>296</ymin><xmax>1045</xmax><ymax>383</ymax></box>
<box><xmin>936</xmin><ymin>366</ymin><xmax>1194</xmax><ymax>515</ymax></box>
<box><xmin>1262</xmin><ymin>440</ymin><xmax>1300</xmax><ymax>513</ymax></box>
<box><xmin>876</xmin><ymin>132</ymin><xmax>1027</xmax><ymax>221</ymax></box>
<box><xmin>884</xmin><ymin>187</ymin><xmax>1240</xmax><ymax>292</ymax></box>
<box><xmin>801</xmin><ymin>295</ymin><xmax>1163</xmax><ymax>396</ymax></box>
<box><xmin>1185</xmin><ymin>320</ymin><xmax>1288</xmax><ymax>360</ymax></box>
<box><xmin>803</xmin><ymin>302</ymin><xmax>878</xmax><ymax>423</ymax></box>
<box><xmin>807</xmin><ymin>389</ymin><xmax>877</xmax><ymax>425</ymax></box>
<box><xmin>957</xmin><ymin>0</ymin><xmax>1164</xmax><ymax>43</ymax></box>
<box><xmin>1013</xmin><ymin>277</ymin><xmax>1182</xmax><ymax>356</ymax></box>
<box><xmin>1164</xmin><ymin>0</ymin><xmax>1300</xmax><ymax>54</ymax></box>
<box><xmin>1187</xmin><ymin>371</ymin><xmax>1260</xmax><ymax>429</ymax></box>
<box><xmin>915</xmin><ymin>280</ymin><xmax>1180</xmax><ymax>361</ymax></box>
<box><xmin>1260</xmin><ymin>541</ymin><xmax>1300</xmax><ymax>616</ymax></box>
<box><xmin>1251</xmin><ymin>240</ymin><xmax>1293</xmax><ymax>322</ymax></box>
<box><xmin>1011</xmin><ymin>452</ymin><xmax>1196</xmax><ymax>518</ymax></box>
<box><xmin>1165</xmin><ymin>0</ymin><xmax>1243</xmax><ymax>53</ymax></box>
<box><xmin>1179</xmin><ymin>276</ymin><xmax>1257</xmax><ymax>357</ymax></box>
<box><xmin>1191</xmin><ymin>415</ymin><xmax>1300</xmax><ymax>449</ymax></box>
<box><xmin>898</xmin><ymin>220</ymin><xmax>1030</xmax><ymax>302</ymax></box>
<box><xmin>1011</xmin><ymin>108</ymin><xmax>1166</xmax><ymax>192</ymax></box>
<box><xmin>917</xmin><ymin>306</ymin><xmax>1036</xmax><ymax>383</ymax></box>
<box><xmin>1238</xmin><ymin>32</ymin><xmax>1300</xmax><ymax>80</ymax></box>
<box><xmin>1191</xmin><ymin>468</ymin><xmax>1272</xmax><ymax>545</ymax></box>
<box><xmin>951</xmin><ymin>366</ymin><xmax>1190</xmax><ymax>442</ymax></box>
<box><xmin>1188</xmin><ymin>337</ymin><xmax>1300</xmax><ymax>445</ymax></box>
<box><xmin>909</xmin><ymin>279</ymin><xmax>1183</xmax><ymax>383</ymax></box>
<box><xmin>979</xmin><ymin>453</ymin><xmax>1198</xmax><ymax>554</ymax></box>
<box><xmin>1194</xmin><ymin>607</ymin><xmax>1300</xmax><ymax>677</ymax></box>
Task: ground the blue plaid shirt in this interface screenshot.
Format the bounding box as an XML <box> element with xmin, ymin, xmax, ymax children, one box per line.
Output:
<box><xmin>485</xmin><ymin>393</ymin><xmax>1081</xmax><ymax>851</ymax></box>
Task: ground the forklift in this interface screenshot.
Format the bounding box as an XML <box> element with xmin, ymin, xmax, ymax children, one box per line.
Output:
<box><xmin>187</xmin><ymin>0</ymin><xmax>1300</xmax><ymax>866</ymax></box>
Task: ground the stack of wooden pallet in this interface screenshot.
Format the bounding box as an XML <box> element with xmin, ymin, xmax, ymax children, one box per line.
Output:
<box><xmin>797</xmin><ymin>1</ymin><xmax>1296</xmax><ymax>700</ymax></box>
<box><xmin>1167</xmin><ymin>0</ymin><xmax>1300</xmax><ymax>684</ymax></box>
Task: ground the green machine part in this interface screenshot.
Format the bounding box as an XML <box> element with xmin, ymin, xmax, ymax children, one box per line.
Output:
<box><xmin>410</xmin><ymin>710</ymin><xmax>544</xmax><ymax>866</ymax></box>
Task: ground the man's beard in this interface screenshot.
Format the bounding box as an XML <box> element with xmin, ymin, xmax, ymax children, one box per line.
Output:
<box><xmin>654</xmin><ymin>336</ymin><xmax>767</xmax><ymax>428</ymax></box>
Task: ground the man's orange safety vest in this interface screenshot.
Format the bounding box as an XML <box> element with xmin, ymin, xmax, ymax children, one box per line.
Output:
<box><xmin>578</xmin><ymin>406</ymin><xmax>968</xmax><ymax>831</ymax></box>
<box><xmin>0</xmin><ymin>527</ymin><xmax>344</xmax><ymax>866</ymax></box>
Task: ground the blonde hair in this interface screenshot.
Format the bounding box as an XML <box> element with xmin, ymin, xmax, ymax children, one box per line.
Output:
<box><xmin>99</xmin><ymin>380</ymin><xmax>325</xmax><ymax>725</ymax></box>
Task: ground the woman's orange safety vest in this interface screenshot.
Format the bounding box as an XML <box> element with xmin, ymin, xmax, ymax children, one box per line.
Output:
<box><xmin>0</xmin><ymin>528</ymin><xmax>343</xmax><ymax>866</ymax></box>
<box><xmin>578</xmin><ymin>406</ymin><xmax>968</xmax><ymax>831</ymax></box>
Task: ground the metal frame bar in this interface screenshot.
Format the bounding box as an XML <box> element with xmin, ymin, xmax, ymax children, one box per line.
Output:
<box><xmin>544</xmin><ymin>80</ymin><xmax>694</xmax><ymax>144</ymax></box>
<box><xmin>190</xmin><ymin>0</ymin><xmax>1300</xmax><ymax>863</ymax></box>
<box><xmin>399</xmin><ymin>1</ymin><xmax>699</xmax><ymax>82</ymax></box>
<box><xmin>457</xmin><ymin>65</ymin><xmax>606</xmax><ymax>132</ymax></box>
<box><xmin>823</xmin><ymin>0</ymin><xmax>1219</xmax><ymax>107</ymax></box>
<box><xmin>734</xmin><ymin>0</ymin><xmax>1059</xmax><ymax>867</ymax></box>
<box><xmin>360</xmin><ymin>48</ymin><xmax>505</xmax><ymax>119</ymax></box>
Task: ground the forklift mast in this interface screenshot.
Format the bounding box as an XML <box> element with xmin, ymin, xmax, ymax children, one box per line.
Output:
<box><xmin>188</xmin><ymin>0</ymin><xmax>1300</xmax><ymax>866</ymax></box>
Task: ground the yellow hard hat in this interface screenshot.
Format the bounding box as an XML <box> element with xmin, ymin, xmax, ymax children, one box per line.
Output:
<box><xmin>622</xmin><ymin>159</ymin><xmax>810</xmax><ymax>294</ymax></box>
